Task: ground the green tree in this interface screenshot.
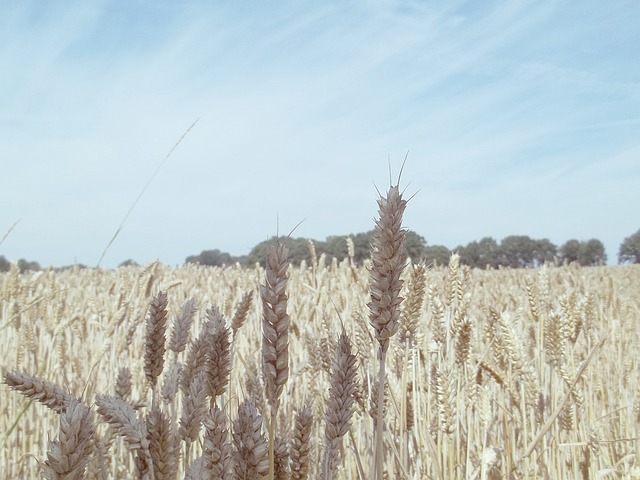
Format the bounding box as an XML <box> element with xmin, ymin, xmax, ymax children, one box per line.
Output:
<box><xmin>497</xmin><ymin>235</ymin><xmax>537</xmax><ymax>268</ymax></box>
<box><xmin>405</xmin><ymin>231</ymin><xmax>427</xmax><ymax>260</ymax></box>
<box><xmin>560</xmin><ymin>239</ymin><xmax>607</xmax><ymax>266</ymax></box>
<box><xmin>320</xmin><ymin>235</ymin><xmax>349</xmax><ymax>261</ymax></box>
<box><xmin>119</xmin><ymin>259</ymin><xmax>139</xmax><ymax>268</ymax></box>
<box><xmin>186</xmin><ymin>249</ymin><xmax>234</xmax><ymax>267</ymax></box>
<box><xmin>319</xmin><ymin>231</ymin><xmax>374</xmax><ymax>264</ymax></box>
<box><xmin>350</xmin><ymin>231</ymin><xmax>374</xmax><ymax>263</ymax></box>
<box><xmin>496</xmin><ymin>236</ymin><xmax>556</xmax><ymax>268</ymax></box>
<box><xmin>581</xmin><ymin>239</ymin><xmax>607</xmax><ymax>265</ymax></box>
<box><xmin>459</xmin><ymin>237</ymin><xmax>499</xmax><ymax>268</ymax></box>
<box><xmin>17</xmin><ymin>258</ymin><xmax>41</xmax><ymax>273</ymax></box>
<box><xmin>619</xmin><ymin>229</ymin><xmax>640</xmax><ymax>264</ymax></box>
<box><xmin>533</xmin><ymin>239</ymin><xmax>557</xmax><ymax>266</ymax></box>
<box><xmin>245</xmin><ymin>237</ymin><xmax>314</xmax><ymax>267</ymax></box>
<box><xmin>423</xmin><ymin>245</ymin><xmax>451</xmax><ymax>266</ymax></box>
<box><xmin>559</xmin><ymin>239</ymin><xmax>581</xmax><ymax>264</ymax></box>
<box><xmin>245</xmin><ymin>240</ymin><xmax>271</xmax><ymax>267</ymax></box>
<box><xmin>0</xmin><ymin>255</ymin><xmax>10</xmax><ymax>272</ymax></box>
<box><xmin>285</xmin><ymin>237</ymin><xmax>315</xmax><ymax>265</ymax></box>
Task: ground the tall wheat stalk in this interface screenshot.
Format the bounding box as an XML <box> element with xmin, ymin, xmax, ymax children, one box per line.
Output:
<box><xmin>322</xmin><ymin>328</ymin><xmax>358</xmax><ymax>480</ymax></box>
<box><xmin>368</xmin><ymin>184</ymin><xmax>407</xmax><ymax>480</ymax></box>
<box><xmin>260</xmin><ymin>240</ymin><xmax>291</xmax><ymax>480</ymax></box>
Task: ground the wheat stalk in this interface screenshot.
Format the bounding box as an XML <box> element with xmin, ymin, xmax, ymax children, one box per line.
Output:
<box><xmin>260</xmin><ymin>240</ymin><xmax>291</xmax><ymax>479</ymax></box>
<box><xmin>398</xmin><ymin>262</ymin><xmax>426</xmax><ymax>346</ymax></box>
<box><xmin>168</xmin><ymin>298</ymin><xmax>197</xmax><ymax>360</ymax></box>
<box><xmin>322</xmin><ymin>329</ymin><xmax>358</xmax><ymax>480</ymax></box>
<box><xmin>368</xmin><ymin>184</ymin><xmax>407</xmax><ymax>480</ymax></box>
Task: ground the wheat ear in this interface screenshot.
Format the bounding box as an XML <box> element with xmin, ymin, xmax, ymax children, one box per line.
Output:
<box><xmin>368</xmin><ymin>185</ymin><xmax>408</xmax><ymax>352</ymax></box>
<box><xmin>145</xmin><ymin>290</ymin><xmax>169</xmax><ymax>390</ymax></box>
<box><xmin>4</xmin><ymin>370</ymin><xmax>78</xmax><ymax>414</ymax></box>
<box><xmin>168</xmin><ymin>297</ymin><xmax>197</xmax><ymax>361</ymax></box>
<box><xmin>115</xmin><ymin>367</ymin><xmax>132</xmax><ymax>401</ymax></box>
<box><xmin>233</xmin><ymin>397</ymin><xmax>269</xmax><ymax>480</ymax></box>
<box><xmin>179</xmin><ymin>371</ymin><xmax>208</xmax><ymax>461</ymax></box>
<box><xmin>95</xmin><ymin>393</ymin><xmax>154</xmax><ymax>478</ymax></box>
<box><xmin>398</xmin><ymin>262</ymin><xmax>426</xmax><ymax>346</ymax></box>
<box><xmin>181</xmin><ymin>328</ymin><xmax>211</xmax><ymax>397</ymax></box>
<box><xmin>146</xmin><ymin>405</ymin><xmax>179</xmax><ymax>480</ymax></box>
<box><xmin>368</xmin><ymin>184</ymin><xmax>407</xmax><ymax>480</ymax></box>
<box><xmin>41</xmin><ymin>399</ymin><xmax>95</xmax><ymax>480</ymax></box>
<box><xmin>261</xmin><ymin>240</ymin><xmax>290</xmax><ymax>479</ymax></box>
<box><xmin>290</xmin><ymin>404</ymin><xmax>313</xmax><ymax>480</ymax></box>
<box><xmin>204</xmin><ymin>306</ymin><xmax>231</xmax><ymax>402</ymax></box>
<box><xmin>202</xmin><ymin>405</ymin><xmax>232</xmax><ymax>479</ymax></box>
<box><xmin>322</xmin><ymin>329</ymin><xmax>358</xmax><ymax>480</ymax></box>
<box><xmin>232</xmin><ymin>290</ymin><xmax>254</xmax><ymax>338</ymax></box>
<box><xmin>95</xmin><ymin>394</ymin><xmax>150</xmax><ymax>452</ymax></box>
<box><xmin>184</xmin><ymin>458</ymin><xmax>207</xmax><ymax>479</ymax></box>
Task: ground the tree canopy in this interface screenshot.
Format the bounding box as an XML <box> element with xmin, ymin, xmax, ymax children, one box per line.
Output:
<box><xmin>619</xmin><ymin>228</ymin><xmax>640</xmax><ymax>264</ymax></box>
<box><xmin>186</xmin><ymin>249</ymin><xmax>238</xmax><ymax>267</ymax></box>
<box><xmin>559</xmin><ymin>239</ymin><xmax>607</xmax><ymax>266</ymax></box>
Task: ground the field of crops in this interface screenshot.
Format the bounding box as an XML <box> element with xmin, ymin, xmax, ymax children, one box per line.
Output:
<box><xmin>2</xmin><ymin>246</ymin><xmax>640</xmax><ymax>479</ymax></box>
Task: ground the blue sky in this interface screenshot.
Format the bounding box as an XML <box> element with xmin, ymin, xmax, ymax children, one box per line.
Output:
<box><xmin>1</xmin><ymin>0</ymin><xmax>638</xmax><ymax>268</ymax></box>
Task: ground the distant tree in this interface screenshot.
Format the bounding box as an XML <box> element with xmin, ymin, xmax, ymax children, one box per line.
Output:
<box><xmin>619</xmin><ymin>228</ymin><xmax>640</xmax><ymax>264</ymax></box>
<box><xmin>245</xmin><ymin>230</ymin><xmax>423</xmax><ymax>267</ymax></box>
<box><xmin>246</xmin><ymin>239</ymin><xmax>273</xmax><ymax>267</ymax></box>
<box><xmin>235</xmin><ymin>255</ymin><xmax>249</xmax><ymax>266</ymax></box>
<box><xmin>350</xmin><ymin>231</ymin><xmax>374</xmax><ymax>263</ymax></box>
<box><xmin>423</xmin><ymin>245</ymin><xmax>451</xmax><ymax>267</ymax></box>
<box><xmin>495</xmin><ymin>236</ymin><xmax>556</xmax><ymax>268</ymax></box>
<box><xmin>559</xmin><ymin>239</ymin><xmax>582</xmax><ymax>264</ymax></box>
<box><xmin>497</xmin><ymin>235</ymin><xmax>537</xmax><ymax>268</ymax></box>
<box><xmin>478</xmin><ymin>237</ymin><xmax>500</xmax><ymax>268</ymax></box>
<box><xmin>119</xmin><ymin>259</ymin><xmax>139</xmax><ymax>268</ymax></box>
<box><xmin>245</xmin><ymin>237</ymin><xmax>313</xmax><ymax>267</ymax></box>
<box><xmin>319</xmin><ymin>231</ymin><xmax>373</xmax><ymax>264</ymax></box>
<box><xmin>320</xmin><ymin>230</ymin><xmax>424</xmax><ymax>263</ymax></box>
<box><xmin>320</xmin><ymin>235</ymin><xmax>349</xmax><ymax>261</ymax></box>
<box><xmin>17</xmin><ymin>258</ymin><xmax>41</xmax><ymax>273</ymax></box>
<box><xmin>560</xmin><ymin>239</ymin><xmax>607</xmax><ymax>266</ymax></box>
<box><xmin>533</xmin><ymin>239</ymin><xmax>557</xmax><ymax>266</ymax></box>
<box><xmin>581</xmin><ymin>239</ymin><xmax>607</xmax><ymax>265</ymax></box>
<box><xmin>0</xmin><ymin>255</ymin><xmax>9</xmax><ymax>272</ymax></box>
<box><xmin>186</xmin><ymin>249</ymin><xmax>234</xmax><ymax>267</ymax></box>
<box><xmin>285</xmin><ymin>237</ymin><xmax>315</xmax><ymax>265</ymax></box>
<box><xmin>459</xmin><ymin>237</ymin><xmax>499</xmax><ymax>268</ymax></box>
<box><xmin>405</xmin><ymin>231</ymin><xmax>427</xmax><ymax>260</ymax></box>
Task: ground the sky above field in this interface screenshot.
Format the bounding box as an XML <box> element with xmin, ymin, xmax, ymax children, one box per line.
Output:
<box><xmin>1</xmin><ymin>0</ymin><xmax>639</xmax><ymax>268</ymax></box>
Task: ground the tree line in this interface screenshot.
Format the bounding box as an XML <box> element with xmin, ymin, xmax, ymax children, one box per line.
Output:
<box><xmin>186</xmin><ymin>227</ymin><xmax>640</xmax><ymax>268</ymax></box>
<box><xmin>2</xmin><ymin>228</ymin><xmax>640</xmax><ymax>273</ymax></box>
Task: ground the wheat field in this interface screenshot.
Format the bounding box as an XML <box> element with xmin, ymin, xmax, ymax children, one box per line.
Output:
<box><xmin>1</xmin><ymin>190</ymin><xmax>640</xmax><ymax>479</ymax></box>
